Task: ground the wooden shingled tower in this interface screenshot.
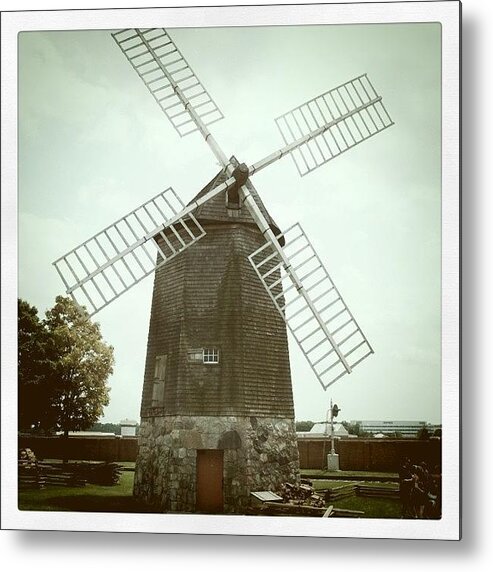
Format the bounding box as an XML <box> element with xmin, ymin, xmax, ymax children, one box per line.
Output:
<box><xmin>53</xmin><ymin>28</ymin><xmax>394</xmax><ymax>514</ymax></box>
<box><xmin>137</xmin><ymin>158</ymin><xmax>298</xmax><ymax>513</ymax></box>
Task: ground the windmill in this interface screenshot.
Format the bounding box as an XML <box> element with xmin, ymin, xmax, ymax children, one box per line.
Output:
<box><xmin>53</xmin><ymin>27</ymin><xmax>393</xmax><ymax>514</ymax></box>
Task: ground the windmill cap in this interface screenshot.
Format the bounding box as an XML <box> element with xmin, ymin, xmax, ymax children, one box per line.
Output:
<box><xmin>187</xmin><ymin>156</ymin><xmax>283</xmax><ymax>241</ymax></box>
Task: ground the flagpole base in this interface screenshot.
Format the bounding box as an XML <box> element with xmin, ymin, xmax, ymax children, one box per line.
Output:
<box><xmin>327</xmin><ymin>453</ymin><xmax>340</xmax><ymax>471</ymax></box>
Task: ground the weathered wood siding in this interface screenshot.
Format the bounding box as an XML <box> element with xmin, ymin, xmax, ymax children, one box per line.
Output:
<box><xmin>140</xmin><ymin>171</ymin><xmax>294</xmax><ymax>419</ymax></box>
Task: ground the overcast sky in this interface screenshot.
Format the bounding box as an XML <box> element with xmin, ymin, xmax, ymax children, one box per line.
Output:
<box><xmin>18</xmin><ymin>22</ymin><xmax>441</xmax><ymax>425</ymax></box>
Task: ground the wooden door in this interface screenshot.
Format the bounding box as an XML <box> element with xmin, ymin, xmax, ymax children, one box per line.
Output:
<box><xmin>196</xmin><ymin>449</ymin><xmax>224</xmax><ymax>513</ymax></box>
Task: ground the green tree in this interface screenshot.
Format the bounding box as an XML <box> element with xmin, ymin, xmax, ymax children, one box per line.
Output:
<box><xmin>89</xmin><ymin>422</ymin><xmax>122</xmax><ymax>435</ymax></box>
<box><xmin>417</xmin><ymin>425</ymin><xmax>431</xmax><ymax>440</ymax></box>
<box><xmin>18</xmin><ymin>299</ymin><xmax>52</xmax><ymax>432</ymax></box>
<box><xmin>43</xmin><ymin>296</ymin><xmax>115</xmax><ymax>436</ymax></box>
<box><xmin>296</xmin><ymin>420</ymin><xmax>315</xmax><ymax>432</ymax></box>
<box><xmin>342</xmin><ymin>421</ymin><xmax>370</xmax><ymax>437</ymax></box>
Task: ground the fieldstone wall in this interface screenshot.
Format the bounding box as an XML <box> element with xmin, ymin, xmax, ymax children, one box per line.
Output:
<box><xmin>134</xmin><ymin>414</ymin><xmax>300</xmax><ymax>513</ymax></box>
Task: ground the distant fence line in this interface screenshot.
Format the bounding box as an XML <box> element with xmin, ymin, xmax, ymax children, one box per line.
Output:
<box><xmin>298</xmin><ymin>438</ymin><xmax>441</xmax><ymax>471</ymax></box>
<box><xmin>19</xmin><ymin>436</ymin><xmax>441</xmax><ymax>471</ymax></box>
<box><xmin>18</xmin><ymin>435</ymin><xmax>139</xmax><ymax>462</ymax></box>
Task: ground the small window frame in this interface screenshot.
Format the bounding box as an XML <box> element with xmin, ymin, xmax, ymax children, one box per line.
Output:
<box><xmin>202</xmin><ymin>348</ymin><xmax>219</xmax><ymax>364</ymax></box>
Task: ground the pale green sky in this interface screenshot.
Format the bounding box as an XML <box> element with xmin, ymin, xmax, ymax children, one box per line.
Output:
<box><xmin>18</xmin><ymin>23</ymin><xmax>441</xmax><ymax>424</ymax></box>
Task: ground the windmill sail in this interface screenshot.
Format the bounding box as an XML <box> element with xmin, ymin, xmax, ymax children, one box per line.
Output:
<box><xmin>250</xmin><ymin>74</ymin><xmax>393</xmax><ymax>178</ymax></box>
<box><xmin>53</xmin><ymin>187</ymin><xmax>205</xmax><ymax>316</ymax></box>
<box><xmin>112</xmin><ymin>28</ymin><xmax>224</xmax><ymax>138</ymax></box>
<box><xmin>249</xmin><ymin>222</ymin><xmax>373</xmax><ymax>390</ymax></box>
<box><xmin>53</xmin><ymin>29</ymin><xmax>392</xmax><ymax>394</ymax></box>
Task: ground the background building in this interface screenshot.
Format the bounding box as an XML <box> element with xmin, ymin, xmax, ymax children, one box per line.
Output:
<box><xmin>297</xmin><ymin>421</ymin><xmax>356</xmax><ymax>439</ymax></box>
<box><xmin>120</xmin><ymin>419</ymin><xmax>138</xmax><ymax>438</ymax></box>
<box><xmin>351</xmin><ymin>420</ymin><xmax>441</xmax><ymax>438</ymax></box>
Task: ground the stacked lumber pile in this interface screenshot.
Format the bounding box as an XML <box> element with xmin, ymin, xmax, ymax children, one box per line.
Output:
<box><xmin>249</xmin><ymin>501</ymin><xmax>328</xmax><ymax>517</ymax></box>
<box><xmin>19</xmin><ymin>447</ymin><xmax>38</xmax><ymax>468</ymax></box>
<box><xmin>248</xmin><ymin>478</ymin><xmax>366</xmax><ymax>518</ymax></box>
<box><xmin>248</xmin><ymin>480</ymin><xmax>325</xmax><ymax>517</ymax></box>
<box><xmin>19</xmin><ymin>452</ymin><xmax>124</xmax><ymax>489</ymax></box>
<box><xmin>247</xmin><ymin>499</ymin><xmax>364</xmax><ymax>518</ymax></box>
<box><xmin>279</xmin><ymin>481</ymin><xmax>325</xmax><ymax>508</ymax></box>
<box><xmin>248</xmin><ymin>480</ymin><xmax>364</xmax><ymax>517</ymax></box>
<box><xmin>18</xmin><ymin>448</ymin><xmax>45</xmax><ymax>490</ymax></box>
<box><xmin>355</xmin><ymin>484</ymin><xmax>400</xmax><ymax>499</ymax></box>
<box><xmin>323</xmin><ymin>483</ymin><xmax>356</xmax><ymax>502</ymax></box>
<box><xmin>38</xmin><ymin>461</ymin><xmax>124</xmax><ymax>486</ymax></box>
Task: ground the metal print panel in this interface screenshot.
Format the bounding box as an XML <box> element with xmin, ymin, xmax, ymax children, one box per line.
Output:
<box><xmin>1</xmin><ymin>1</ymin><xmax>460</xmax><ymax>541</ymax></box>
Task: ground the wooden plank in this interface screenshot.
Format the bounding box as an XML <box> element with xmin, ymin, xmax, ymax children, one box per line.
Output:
<box><xmin>322</xmin><ymin>505</ymin><xmax>334</xmax><ymax>518</ymax></box>
<box><xmin>258</xmin><ymin>501</ymin><xmax>327</xmax><ymax>517</ymax></box>
<box><xmin>331</xmin><ymin>508</ymin><xmax>365</xmax><ymax>517</ymax></box>
<box><xmin>355</xmin><ymin>484</ymin><xmax>399</xmax><ymax>499</ymax></box>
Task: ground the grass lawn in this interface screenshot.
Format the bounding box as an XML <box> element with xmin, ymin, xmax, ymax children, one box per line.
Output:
<box><xmin>333</xmin><ymin>496</ymin><xmax>402</xmax><ymax>518</ymax></box>
<box><xmin>311</xmin><ymin>479</ymin><xmax>357</xmax><ymax>491</ymax></box>
<box><xmin>19</xmin><ymin>471</ymin><xmax>403</xmax><ymax>518</ymax></box>
<box><xmin>311</xmin><ymin>479</ymin><xmax>398</xmax><ymax>491</ymax></box>
<box><xmin>18</xmin><ymin>472</ymin><xmax>150</xmax><ymax>513</ymax></box>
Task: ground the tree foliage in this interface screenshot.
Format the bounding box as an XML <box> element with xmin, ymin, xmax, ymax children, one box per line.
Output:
<box><xmin>18</xmin><ymin>300</ymin><xmax>51</xmax><ymax>431</ymax></box>
<box><xmin>89</xmin><ymin>422</ymin><xmax>122</xmax><ymax>435</ymax></box>
<box><xmin>18</xmin><ymin>296</ymin><xmax>115</xmax><ymax>435</ymax></box>
<box><xmin>89</xmin><ymin>422</ymin><xmax>140</xmax><ymax>435</ymax></box>
<box><xmin>45</xmin><ymin>296</ymin><xmax>115</xmax><ymax>435</ymax></box>
<box><xmin>342</xmin><ymin>421</ymin><xmax>366</xmax><ymax>437</ymax></box>
<box><xmin>295</xmin><ymin>420</ymin><xmax>315</xmax><ymax>432</ymax></box>
<box><xmin>342</xmin><ymin>421</ymin><xmax>374</xmax><ymax>438</ymax></box>
<box><xmin>417</xmin><ymin>425</ymin><xmax>431</xmax><ymax>440</ymax></box>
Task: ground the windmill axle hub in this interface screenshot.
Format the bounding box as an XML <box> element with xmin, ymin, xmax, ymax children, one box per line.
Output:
<box><xmin>231</xmin><ymin>162</ymin><xmax>249</xmax><ymax>187</ymax></box>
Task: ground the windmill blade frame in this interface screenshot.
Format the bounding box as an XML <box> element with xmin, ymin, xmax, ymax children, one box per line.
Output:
<box><xmin>53</xmin><ymin>187</ymin><xmax>206</xmax><ymax>316</ymax></box>
<box><xmin>249</xmin><ymin>74</ymin><xmax>394</xmax><ymax>178</ymax></box>
<box><xmin>248</xmin><ymin>222</ymin><xmax>374</xmax><ymax>390</ymax></box>
<box><xmin>53</xmin><ymin>171</ymin><xmax>243</xmax><ymax>316</ymax></box>
<box><xmin>274</xmin><ymin>74</ymin><xmax>393</xmax><ymax>177</ymax></box>
<box><xmin>112</xmin><ymin>28</ymin><xmax>224</xmax><ymax>138</ymax></box>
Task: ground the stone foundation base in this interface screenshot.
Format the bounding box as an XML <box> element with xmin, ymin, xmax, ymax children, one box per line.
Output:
<box><xmin>133</xmin><ymin>415</ymin><xmax>300</xmax><ymax>514</ymax></box>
